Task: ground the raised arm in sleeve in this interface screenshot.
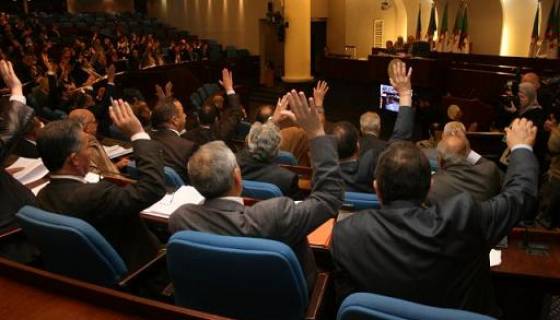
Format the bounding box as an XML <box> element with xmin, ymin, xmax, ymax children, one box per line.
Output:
<box><xmin>389</xmin><ymin>105</ymin><xmax>415</xmax><ymax>142</ymax></box>
<box><xmin>215</xmin><ymin>93</ymin><xmax>243</xmax><ymax>141</ymax></box>
<box><xmin>0</xmin><ymin>99</ymin><xmax>34</xmax><ymax>164</ymax></box>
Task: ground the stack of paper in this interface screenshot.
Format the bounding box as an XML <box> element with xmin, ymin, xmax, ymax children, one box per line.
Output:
<box><xmin>489</xmin><ymin>249</ymin><xmax>502</xmax><ymax>267</ymax></box>
<box><xmin>103</xmin><ymin>145</ymin><xmax>133</xmax><ymax>159</ymax></box>
<box><xmin>142</xmin><ymin>186</ymin><xmax>205</xmax><ymax>218</ymax></box>
<box><xmin>7</xmin><ymin>157</ymin><xmax>49</xmax><ymax>185</ymax></box>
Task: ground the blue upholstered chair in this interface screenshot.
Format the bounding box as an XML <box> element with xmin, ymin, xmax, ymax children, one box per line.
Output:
<box><xmin>344</xmin><ymin>192</ymin><xmax>381</xmax><ymax>210</ymax></box>
<box><xmin>126</xmin><ymin>164</ymin><xmax>185</xmax><ymax>189</ymax></box>
<box><xmin>167</xmin><ymin>231</ymin><xmax>328</xmax><ymax>320</ymax></box>
<box><xmin>337</xmin><ymin>292</ymin><xmax>495</xmax><ymax>320</ymax></box>
<box><xmin>275</xmin><ymin>151</ymin><xmax>298</xmax><ymax>166</ymax></box>
<box><xmin>242</xmin><ymin>180</ymin><xmax>283</xmax><ymax>200</ymax></box>
<box><xmin>15</xmin><ymin>206</ymin><xmax>127</xmax><ymax>287</ymax></box>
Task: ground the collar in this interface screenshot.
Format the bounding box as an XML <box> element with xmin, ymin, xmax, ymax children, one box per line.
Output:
<box><xmin>216</xmin><ymin>196</ymin><xmax>244</xmax><ymax>205</ymax></box>
<box><xmin>466</xmin><ymin>150</ymin><xmax>482</xmax><ymax>165</ymax></box>
<box><xmin>50</xmin><ymin>174</ymin><xmax>88</xmax><ymax>184</ymax></box>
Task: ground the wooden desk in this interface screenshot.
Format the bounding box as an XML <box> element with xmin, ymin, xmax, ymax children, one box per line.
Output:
<box><xmin>0</xmin><ymin>257</ymin><xmax>231</xmax><ymax>320</ymax></box>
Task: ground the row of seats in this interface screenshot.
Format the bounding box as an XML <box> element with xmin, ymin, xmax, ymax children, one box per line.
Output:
<box><xmin>189</xmin><ymin>83</ymin><xmax>221</xmax><ymax>110</ymax></box>
<box><xmin>15</xmin><ymin>206</ymin><xmax>493</xmax><ymax>319</ymax></box>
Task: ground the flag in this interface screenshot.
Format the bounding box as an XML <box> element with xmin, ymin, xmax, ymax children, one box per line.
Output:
<box><xmin>459</xmin><ymin>4</ymin><xmax>470</xmax><ymax>53</ymax></box>
<box><xmin>450</xmin><ymin>2</ymin><xmax>464</xmax><ymax>52</ymax></box>
<box><xmin>416</xmin><ymin>4</ymin><xmax>422</xmax><ymax>41</ymax></box>
<box><xmin>426</xmin><ymin>3</ymin><xmax>437</xmax><ymax>49</ymax></box>
<box><xmin>529</xmin><ymin>3</ymin><xmax>540</xmax><ymax>57</ymax></box>
<box><xmin>437</xmin><ymin>1</ymin><xmax>449</xmax><ymax>52</ymax></box>
<box><xmin>541</xmin><ymin>0</ymin><xmax>559</xmax><ymax>58</ymax></box>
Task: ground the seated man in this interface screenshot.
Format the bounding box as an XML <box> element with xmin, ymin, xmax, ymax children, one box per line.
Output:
<box><xmin>426</xmin><ymin>134</ymin><xmax>503</xmax><ymax>205</ymax></box>
<box><xmin>68</xmin><ymin>108</ymin><xmax>127</xmax><ymax>175</ymax></box>
<box><xmin>331</xmin><ymin>118</ymin><xmax>538</xmax><ymax>317</ymax></box>
<box><xmin>359</xmin><ymin>111</ymin><xmax>386</xmax><ymax>157</ymax></box>
<box><xmin>169</xmin><ymin>90</ymin><xmax>344</xmax><ymax>289</ymax></box>
<box><xmin>183</xmin><ymin>69</ymin><xmax>243</xmax><ymax>148</ymax></box>
<box><xmin>236</xmin><ymin>121</ymin><xmax>302</xmax><ymax>199</ymax></box>
<box><xmin>36</xmin><ymin>100</ymin><xmax>166</xmax><ymax>271</ymax></box>
<box><xmin>150</xmin><ymin>98</ymin><xmax>195</xmax><ymax>183</ymax></box>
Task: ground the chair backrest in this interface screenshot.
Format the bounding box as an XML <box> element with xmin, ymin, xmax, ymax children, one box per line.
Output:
<box><xmin>242</xmin><ymin>180</ymin><xmax>283</xmax><ymax>199</ymax></box>
<box><xmin>344</xmin><ymin>192</ymin><xmax>381</xmax><ymax>210</ymax></box>
<box><xmin>167</xmin><ymin>231</ymin><xmax>309</xmax><ymax>320</ymax></box>
<box><xmin>337</xmin><ymin>293</ymin><xmax>495</xmax><ymax>320</ymax></box>
<box><xmin>275</xmin><ymin>151</ymin><xmax>298</xmax><ymax>166</ymax></box>
<box><xmin>16</xmin><ymin>206</ymin><xmax>127</xmax><ymax>287</ymax></box>
<box><xmin>164</xmin><ymin>166</ymin><xmax>185</xmax><ymax>189</ymax></box>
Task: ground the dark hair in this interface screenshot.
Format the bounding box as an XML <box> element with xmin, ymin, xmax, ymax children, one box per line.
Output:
<box><xmin>37</xmin><ymin>119</ymin><xmax>83</xmax><ymax>172</ymax></box>
<box><xmin>332</xmin><ymin>121</ymin><xmax>359</xmax><ymax>160</ymax></box>
<box><xmin>255</xmin><ymin>105</ymin><xmax>274</xmax><ymax>123</ymax></box>
<box><xmin>199</xmin><ymin>103</ymin><xmax>218</xmax><ymax>126</ymax></box>
<box><xmin>375</xmin><ymin>141</ymin><xmax>431</xmax><ymax>204</ymax></box>
<box><xmin>151</xmin><ymin>99</ymin><xmax>178</xmax><ymax>129</ymax></box>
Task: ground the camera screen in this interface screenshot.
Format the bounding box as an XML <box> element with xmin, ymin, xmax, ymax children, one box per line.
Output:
<box><xmin>380</xmin><ymin>84</ymin><xmax>400</xmax><ymax>112</ymax></box>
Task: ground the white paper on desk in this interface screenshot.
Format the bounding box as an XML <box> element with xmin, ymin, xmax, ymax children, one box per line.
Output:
<box><xmin>7</xmin><ymin>157</ymin><xmax>49</xmax><ymax>185</ymax></box>
<box><xmin>31</xmin><ymin>180</ymin><xmax>50</xmax><ymax>195</ymax></box>
<box><xmin>103</xmin><ymin>145</ymin><xmax>133</xmax><ymax>159</ymax></box>
<box><xmin>142</xmin><ymin>186</ymin><xmax>204</xmax><ymax>218</ymax></box>
<box><xmin>489</xmin><ymin>249</ymin><xmax>502</xmax><ymax>267</ymax></box>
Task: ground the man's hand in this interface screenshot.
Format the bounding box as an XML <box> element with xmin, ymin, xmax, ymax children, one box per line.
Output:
<box><xmin>271</xmin><ymin>94</ymin><xmax>289</xmax><ymax>125</ymax></box>
<box><xmin>164</xmin><ymin>81</ymin><xmax>173</xmax><ymax>97</ymax></box>
<box><xmin>313</xmin><ymin>80</ymin><xmax>329</xmax><ymax>108</ymax></box>
<box><xmin>389</xmin><ymin>59</ymin><xmax>412</xmax><ymax>107</ymax></box>
<box><xmin>106</xmin><ymin>64</ymin><xmax>116</xmax><ymax>83</ymax></box>
<box><xmin>219</xmin><ymin>68</ymin><xmax>234</xmax><ymax>92</ymax></box>
<box><xmin>284</xmin><ymin>90</ymin><xmax>325</xmax><ymax>139</ymax></box>
<box><xmin>0</xmin><ymin>60</ymin><xmax>22</xmax><ymax>96</ymax></box>
<box><xmin>155</xmin><ymin>84</ymin><xmax>165</xmax><ymax>101</ymax></box>
<box><xmin>109</xmin><ymin>99</ymin><xmax>144</xmax><ymax>138</ymax></box>
<box><xmin>505</xmin><ymin>118</ymin><xmax>537</xmax><ymax>150</ymax></box>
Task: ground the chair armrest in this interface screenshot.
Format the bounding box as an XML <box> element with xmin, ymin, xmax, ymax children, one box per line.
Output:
<box><xmin>118</xmin><ymin>249</ymin><xmax>167</xmax><ymax>288</ymax></box>
<box><xmin>305</xmin><ymin>272</ymin><xmax>330</xmax><ymax>320</ymax></box>
<box><xmin>0</xmin><ymin>227</ymin><xmax>23</xmax><ymax>241</ymax></box>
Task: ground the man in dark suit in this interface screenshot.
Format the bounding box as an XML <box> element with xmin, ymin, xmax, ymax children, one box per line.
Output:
<box><xmin>183</xmin><ymin>69</ymin><xmax>243</xmax><ymax>148</ymax></box>
<box><xmin>359</xmin><ymin>111</ymin><xmax>387</xmax><ymax>157</ymax></box>
<box><xmin>427</xmin><ymin>134</ymin><xmax>503</xmax><ymax>205</ymax></box>
<box><xmin>0</xmin><ymin>60</ymin><xmax>38</xmax><ymax>263</ymax></box>
<box><xmin>169</xmin><ymin>90</ymin><xmax>344</xmax><ymax>289</ymax></box>
<box><xmin>236</xmin><ymin>120</ymin><xmax>302</xmax><ymax>199</ymax></box>
<box><xmin>331</xmin><ymin>108</ymin><xmax>538</xmax><ymax>320</ymax></box>
<box><xmin>36</xmin><ymin>100</ymin><xmax>166</xmax><ymax>271</ymax></box>
<box><xmin>150</xmin><ymin>98</ymin><xmax>195</xmax><ymax>183</ymax></box>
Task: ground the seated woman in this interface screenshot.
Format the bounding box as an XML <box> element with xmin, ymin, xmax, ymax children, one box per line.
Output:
<box><xmin>236</xmin><ymin>122</ymin><xmax>303</xmax><ymax>200</ymax></box>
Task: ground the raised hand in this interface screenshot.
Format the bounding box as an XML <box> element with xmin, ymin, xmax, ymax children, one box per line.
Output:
<box><xmin>155</xmin><ymin>84</ymin><xmax>165</xmax><ymax>101</ymax></box>
<box><xmin>285</xmin><ymin>90</ymin><xmax>324</xmax><ymax>139</ymax></box>
<box><xmin>313</xmin><ymin>80</ymin><xmax>329</xmax><ymax>108</ymax></box>
<box><xmin>164</xmin><ymin>81</ymin><xmax>173</xmax><ymax>97</ymax></box>
<box><xmin>389</xmin><ymin>59</ymin><xmax>412</xmax><ymax>106</ymax></box>
<box><xmin>0</xmin><ymin>60</ymin><xmax>22</xmax><ymax>96</ymax></box>
<box><xmin>505</xmin><ymin>118</ymin><xmax>537</xmax><ymax>150</ymax></box>
<box><xmin>219</xmin><ymin>68</ymin><xmax>234</xmax><ymax>92</ymax></box>
<box><xmin>271</xmin><ymin>93</ymin><xmax>289</xmax><ymax>125</ymax></box>
<box><xmin>106</xmin><ymin>64</ymin><xmax>116</xmax><ymax>83</ymax></box>
<box><xmin>109</xmin><ymin>99</ymin><xmax>144</xmax><ymax>138</ymax></box>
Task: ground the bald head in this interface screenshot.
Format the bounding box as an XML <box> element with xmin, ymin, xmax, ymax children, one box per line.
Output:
<box><xmin>68</xmin><ymin>108</ymin><xmax>97</xmax><ymax>136</ymax></box>
<box><xmin>521</xmin><ymin>72</ymin><xmax>541</xmax><ymax>90</ymax></box>
<box><xmin>437</xmin><ymin>135</ymin><xmax>469</xmax><ymax>168</ymax></box>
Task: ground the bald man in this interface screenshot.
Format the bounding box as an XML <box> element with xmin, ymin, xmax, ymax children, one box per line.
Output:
<box><xmin>68</xmin><ymin>109</ymin><xmax>127</xmax><ymax>175</ymax></box>
<box><xmin>426</xmin><ymin>135</ymin><xmax>503</xmax><ymax>206</ymax></box>
<box><xmin>522</xmin><ymin>72</ymin><xmax>553</xmax><ymax>114</ymax></box>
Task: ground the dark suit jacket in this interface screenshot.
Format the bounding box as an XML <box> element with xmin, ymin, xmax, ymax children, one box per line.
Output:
<box><xmin>14</xmin><ymin>139</ymin><xmax>39</xmax><ymax>158</ymax></box>
<box><xmin>150</xmin><ymin>128</ymin><xmax>195</xmax><ymax>183</ymax></box>
<box><xmin>341</xmin><ymin>106</ymin><xmax>415</xmax><ymax>193</ymax></box>
<box><xmin>331</xmin><ymin>148</ymin><xmax>538</xmax><ymax>317</ymax></box>
<box><xmin>427</xmin><ymin>159</ymin><xmax>504</xmax><ymax>206</ymax></box>
<box><xmin>37</xmin><ymin>139</ymin><xmax>166</xmax><ymax>271</ymax></box>
<box><xmin>359</xmin><ymin>134</ymin><xmax>387</xmax><ymax>158</ymax></box>
<box><xmin>183</xmin><ymin>93</ymin><xmax>243</xmax><ymax>148</ymax></box>
<box><xmin>236</xmin><ymin>149</ymin><xmax>302</xmax><ymax>199</ymax></box>
<box><xmin>169</xmin><ymin>136</ymin><xmax>344</xmax><ymax>289</ymax></box>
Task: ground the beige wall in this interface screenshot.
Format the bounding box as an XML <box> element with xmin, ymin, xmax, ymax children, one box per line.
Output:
<box><xmin>67</xmin><ymin>0</ymin><xmax>134</xmax><ymax>13</ymax></box>
<box><xmin>327</xmin><ymin>0</ymin><xmax>346</xmax><ymax>54</ymax></box>
<box><xmin>312</xmin><ymin>0</ymin><xmax>329</xmax><ymax>18</ymax></box>
<box><xmin>147</xmin><ymin>0</ymin><xmax>268</xmax><ymax>54</ymax></box>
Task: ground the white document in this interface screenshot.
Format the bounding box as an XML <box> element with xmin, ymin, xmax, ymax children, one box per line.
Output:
<box><xmin>31</xmin><ymin>180</ymin><xmax>50</xmax><ymax>195</ymax></box>
<box><xmin>489</xmin><ymin>249</ymin><xmax>502</xmax><ymax>267</ymax></box>
<box><xmin>103</xmin><ymin>145</ymin><xmax>133</xmax><ymax>159</ymax></box>
<box><xmin>7</xmin><ymin>157</ymin><xmax>49</xmax><ymax>185</ymax></box>
<box><xmin>142</xmin><ymin>186</ymin><xmax>205</xmax><ymax>218</ymax></box>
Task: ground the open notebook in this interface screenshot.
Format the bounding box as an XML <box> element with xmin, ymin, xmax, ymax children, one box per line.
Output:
<box><xmin>7</xmin><ymin>157</ymin><xmax>49</xmax><ymax>185</ymax></box>
<box><xmin>142</xmin><ymin>186</ymin><xmax>205</xmax><ymax>219</ymax></box>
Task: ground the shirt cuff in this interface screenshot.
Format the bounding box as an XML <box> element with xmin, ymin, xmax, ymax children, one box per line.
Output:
<box><xmin>131</xmin><ymin>132</ymin><xmax>150</xmax><ymax>141</ymax></box>
<box><xmin>226</xmin><ymin>90</ymin><xmax>236</xmax><ymax>95</ymax></box>
<box><xmin>10</xmin><ymin>95</ymin><xmax>26</xmax><ymax>105</ymax></box>
<box><xmin>511</xmin><ymin>144</ymin><xmax>533</xmax><ymax>152</ymax></box>
<box><xmin>107</xmin><ymin>82</ymin><xmax>115</xmax><ymax>86</ymax></box>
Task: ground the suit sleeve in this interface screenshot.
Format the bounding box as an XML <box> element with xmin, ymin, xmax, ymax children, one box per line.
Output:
<box><xmin>478</xmin><ymin>148</ymin><xmax>539</xmax><ymax>245</ymax></box>
<box><xmin>248</xmin><ymin>135</ymin><xmax>344</xmax><ymax>245</ymax></box>
<box><xmin>0</xmin><ymin>99</ymin><xmax>34</xmax><ymax>164</ymax></box>
<box><xmin>216</xmin><ymin>93</ymin><xmax>243</xmax><ymax>141</ymax></box>
<box><xmin>98</xmin><ymin>139</ymin><xmax>167</xmax><ymax>216</ymax></box>
<box><xmin>389</xmin><ymin>106</ymin><xmax>415</xmax><ymax>142</ymax></box>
